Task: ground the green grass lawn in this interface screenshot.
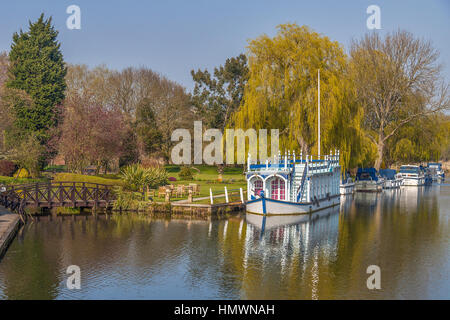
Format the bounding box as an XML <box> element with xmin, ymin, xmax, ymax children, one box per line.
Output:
<box><xmin>152</xmin><ymin>165</ymin><xmax>247</xmax><ymax>201</ymax></box>
<box><xmin>165</xmin><ymin>164</ymin><xmax>245</xmax><ymax>182</ymax></box>
<box><xmin>53</xmin><ymin>173</ymin><xmax>122</xmax><ymax>186</ymax></box>
<box><xmin>0</xmin><ymin>175</ymin><xmax>48</xmax><ymax>186</ymax></box>
<box><xmin>155</xmin><ymin>179</ymin><xmax>247</xmax><ymax>201</ymax></box>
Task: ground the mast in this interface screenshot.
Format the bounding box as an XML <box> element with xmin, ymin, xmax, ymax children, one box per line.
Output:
<box><xmin>318</xmin><ymin>69</ymin><xmax>321</xmax><ymax>157</ymax></box>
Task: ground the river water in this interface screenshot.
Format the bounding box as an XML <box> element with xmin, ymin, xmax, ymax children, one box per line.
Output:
<box><xmin>0</xmin><ymin>184</ymin><xmax>449</xmax><ymax>299</ymax></box>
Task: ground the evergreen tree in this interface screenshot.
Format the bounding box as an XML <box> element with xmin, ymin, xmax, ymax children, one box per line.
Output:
<box><xmin>191</xmin><ymin>54</ymin><xmax>248</xmax><ymax>131</ymax></box>
<box><xmin>7</xmin><ymin>13</ymin><xmax>66</xmax><ymax>141</ymax></box>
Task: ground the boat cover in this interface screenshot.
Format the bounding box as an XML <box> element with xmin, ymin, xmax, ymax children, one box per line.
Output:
<box><xmin>379</xmin><ymin>169</ymin><xmax>396</xmax><ymax>180</ymax></box>
<box><xmin>356</xmin><ymin>168</ymin><xmax>378</xmax><ymax>181</ymax></box>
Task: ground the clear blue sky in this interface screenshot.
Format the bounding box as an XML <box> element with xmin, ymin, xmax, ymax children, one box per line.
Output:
<box><xmin>0</xmin><ymin>0</ymin><xmax>449</xmax><ymax>91</ymax></box>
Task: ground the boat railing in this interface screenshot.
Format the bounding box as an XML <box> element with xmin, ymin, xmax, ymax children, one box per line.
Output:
<box><xmin>247</xmin><ymin>150</ymin><xmax>340</xmax><ymax>172</ymax></box>
<box><xmin>296</xmin><ymin>165</ymin><xmax>308</xmax><ymax>202</ymax></box>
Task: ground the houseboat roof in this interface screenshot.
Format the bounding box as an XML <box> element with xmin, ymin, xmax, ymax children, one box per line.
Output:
<box><xmin>379</xmin><ymin>169</ymin><xmax>396</xmax><ymax>180</ymax></box>
<box><xmin>427</xmin><ymin>162</ymin><xmax>442</xmax><ymax>168</ymax></box>
<box><xmin>356</xmin><ymin>168</ymin><xmax>378</xmax><ymax>181</ymax></box>
<box><xmin>399</xmin><ymin>165</ymin><xmax>420</xmax><ymax>173</ymax></box>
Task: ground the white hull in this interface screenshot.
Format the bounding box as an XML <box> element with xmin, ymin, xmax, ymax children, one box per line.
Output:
<box><xmin>340</xmin><ymin>182</ymin><xmax>355</xmax><ymax>195</ymax></box>
<box><xmin>383</xmin><ymin>179</ymin><xmax>402</xmax><ymax>189</ymax></box>
<box><xmin>246</xmin><ymin>195</ymin><xmax>340</xmax><ymax>216</ymax></box>
<box><xmin>355</xmin><ymin>180</ymin><xmax>383</xmax><ymax>192</ymax></box>
<box><xmin>402</xmin><ymin>177</ymin><xmax>425</xmax><ymax>186</ymax></box>
<box><xmin>246</xmin><ymin>205</ymin><xmax>339</xmax><ymax>230</ymax></box>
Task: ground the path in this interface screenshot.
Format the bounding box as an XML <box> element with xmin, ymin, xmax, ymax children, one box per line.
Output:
<box><xmin>0</xmin><ymin>206</ymin><xmax>21</xmax><ymax>259</ymax></box>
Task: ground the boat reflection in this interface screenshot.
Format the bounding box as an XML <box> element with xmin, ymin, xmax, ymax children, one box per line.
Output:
<box><xmin>246</xmin><ymin>205</ymin><xmax>340</xmax><ymax>231</ymax></box>
<box><xmin>240</xmin><ymin>206</ymin><xmax>340</xmax><ymax>299</ymax></box>
<box><xmin>354</xmin><ymin>191</ymin><xmax>379</xmax><ymax>207</ymax></box>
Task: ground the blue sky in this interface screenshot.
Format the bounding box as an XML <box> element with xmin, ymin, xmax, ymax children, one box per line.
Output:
<box><xmin>0</xmin><ymin>0</ymin><xmax>449</xmax><ymax>90</ymax></box>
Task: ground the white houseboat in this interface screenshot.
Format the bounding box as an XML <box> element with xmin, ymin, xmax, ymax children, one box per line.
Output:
<box><xmin>398</xmin><ymin>165</ymin><xmax>425</xmax><ymax>186</ymax></box>
<box><xmin>245</xmin><ymin>151</ymin><xmax>341</xmax><ymax>217</ymax></box>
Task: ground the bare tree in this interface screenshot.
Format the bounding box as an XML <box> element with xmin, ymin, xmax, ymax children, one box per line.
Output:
<box><xmin>64</xmin><ymin>64</ymin><xmax>193</xmax><ymax>163</ymax></box>
<box><xmin>350</xmin><ymin>30</ymin><xmax>449</xmax><ymax>169</ymax></box>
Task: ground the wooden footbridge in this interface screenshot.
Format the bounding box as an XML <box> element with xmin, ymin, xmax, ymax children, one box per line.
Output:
<box><xmin>0</xmin><ymin>181</ymin><xmax>114</xmax><ymax>219</ymax></box>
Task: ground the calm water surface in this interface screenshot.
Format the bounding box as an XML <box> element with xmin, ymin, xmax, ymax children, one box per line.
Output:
<box><xmin>0</xmin><ymin>185</ymin><xmax>449</xmax><ymax>299</ymax></box>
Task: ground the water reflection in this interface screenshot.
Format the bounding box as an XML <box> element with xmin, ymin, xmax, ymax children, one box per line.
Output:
<box><xmin>0</xmin><ymin>185</ymin><xmax>449</xmax><ymax>299</ymax></box>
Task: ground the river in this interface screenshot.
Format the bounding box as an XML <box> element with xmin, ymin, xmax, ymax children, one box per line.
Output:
<box><xmin>0</xmin><ymin>184</ymin><xmax>449</xmax><ymax>299</ymax></box>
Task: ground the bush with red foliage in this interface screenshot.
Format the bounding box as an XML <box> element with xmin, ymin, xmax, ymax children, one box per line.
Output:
<box><xmin>0</xmin><ymin>160</ymin><xmax>17</xmax><ymax>177</ymax></box>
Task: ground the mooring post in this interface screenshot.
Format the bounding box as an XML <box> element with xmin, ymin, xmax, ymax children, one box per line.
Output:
<box><xmin>210</xmin><ymin>188</ymin><xmax>213</xmax><ymax>205</ymax></box>
<box><xmin>165</xmin><ymin>188</ymin><xmax>171</xmax><ymax>203</ymax></box>
<box><xmin>240</xmin><ymin>188</ymin><xmax>244</xmax><ymax>203</ymax></box>
<box><xmin>224</xmin><ymin>186</ymin><xmax>229</xmax><ymax>203</ymax></box>
<box><xmin>51</xmin><ymin>207</ymin><xmax>57</xmax><ymax>219</ymax></box>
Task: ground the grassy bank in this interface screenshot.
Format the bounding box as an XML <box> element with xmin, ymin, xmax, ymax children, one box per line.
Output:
<box><xmin>0</xmin><ymin>175</ymin><xmax>47</xmax><ymax>185</ymax></box>
<box><xmin>165</xmin><ymin>165</ymin><xmax>245</xmax><ymax>182</ymax></box>
<box><xmin>153</xmin><ymin>165</ymin><xmax>246</xmax><ymax>201</ymax></box>
<box><xmin>53</xmin><ymin>173</ymin><xmax>123</xmax><ymax>186</ymax></box>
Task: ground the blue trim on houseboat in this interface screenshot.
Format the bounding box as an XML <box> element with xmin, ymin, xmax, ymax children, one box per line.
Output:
<box><xmin>246</xmin><ymin>197</ymin><xmax>312</xmax><ymax>207</ymax></box>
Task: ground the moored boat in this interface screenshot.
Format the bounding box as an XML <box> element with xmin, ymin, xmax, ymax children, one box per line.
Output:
<box><xmin>354</xmin><ymin>168</ymin><xmax>383</xmax><ymax>192</ymax></box>
<box><xmin>340</xmin><ymin>174</ymin><xmax>355</xmax><ymax>195</ymax></box>
<box><xmin>245</xmin><ymin>151</ymin><xmax>341</xmax><ymax>216</ymax></box>
<box><xmin>427</xmin><ymin>162</ymin><xmax>445</xmax><ymax>182</ymax></box>
<box><xmin>421</xmin><ymin>165</ymin><xmax>433</xmax><ymax>186</ymax></box>
<box><xmin>379</xmin><ymin>169</ymin><xmax>402</xmax><ymax>189</ymax></box>
<box><xmin>398</xmin><ymin>165</ymin><xmax>425</xmax><ymax>186</ymax></box>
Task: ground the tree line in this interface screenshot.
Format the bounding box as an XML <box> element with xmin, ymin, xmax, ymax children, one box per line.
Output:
<box><xmin>0</xmin><ymin>14</ymin><xmax>448</xmax><ymax>178</ymax></box>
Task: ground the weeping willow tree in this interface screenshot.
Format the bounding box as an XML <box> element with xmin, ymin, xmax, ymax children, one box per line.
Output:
<box><xmin>231</xmin><ymin>24</ymin><xmax>372</xmax><ymax>171</ymax></box>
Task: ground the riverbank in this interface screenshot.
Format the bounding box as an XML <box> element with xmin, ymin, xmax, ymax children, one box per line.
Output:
<box><xmin>0</xmin><ymin>206</ymin><xmax>21</xmax><ymax>260</ymax></box>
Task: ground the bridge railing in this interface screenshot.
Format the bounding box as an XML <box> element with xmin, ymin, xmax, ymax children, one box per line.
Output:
<box><xmin>0</xmin><ymin>181</ymin><xmax>116</xmax><ymax>209</ymax></box>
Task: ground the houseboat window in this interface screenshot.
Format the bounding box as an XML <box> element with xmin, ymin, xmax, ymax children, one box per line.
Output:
<box><xmin>270</xmin><ymin>178</ymin><xmax>285</xmax><ymax>200</ymax></box>
<box><xmin>254</xmin><ymin>179</ymin><xmax>263</xmax><ymax>196</ymax></box>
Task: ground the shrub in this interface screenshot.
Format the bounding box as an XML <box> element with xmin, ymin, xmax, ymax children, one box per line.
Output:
<box><xmin>16</xmin><ymin>168</ymin><xmax>30</xmax><ymax>178</ymax></box>
<box><xmin>0</xmin><ymin>160</ymin><xmax>17</xmax><ymax>177</ymax></box>
<box><xmin>113</xmin><ymin>186</ymin><xmax>148</xmax><ymax>211</ymax></box>
<box><xmin>13</xmin><ymin>134</ymin><xmax>44</xmax><ymax>178</ymax></box>
<box><xmin>43</xmin><ymin>165</ymin><xmax>67</xmax><ymax>173</ymax></box>
<box><xmin>120</xmin><ymin>164</ymin><xmax>168</xmax><ymax>191</ymax></box>
<box><xmin>179</xmin><ymin>166</ymin><xmax>194</xmax><ymax>180</ymax></box>
<box><xmin>0</xmin><ymin>176</ymin><xmax>46</xmax><ymax>185</ymax></box>
<box><xmin>168</xmin><ymin>177</ymin><xmax>177</xmax><ymax>181</ymax></box>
